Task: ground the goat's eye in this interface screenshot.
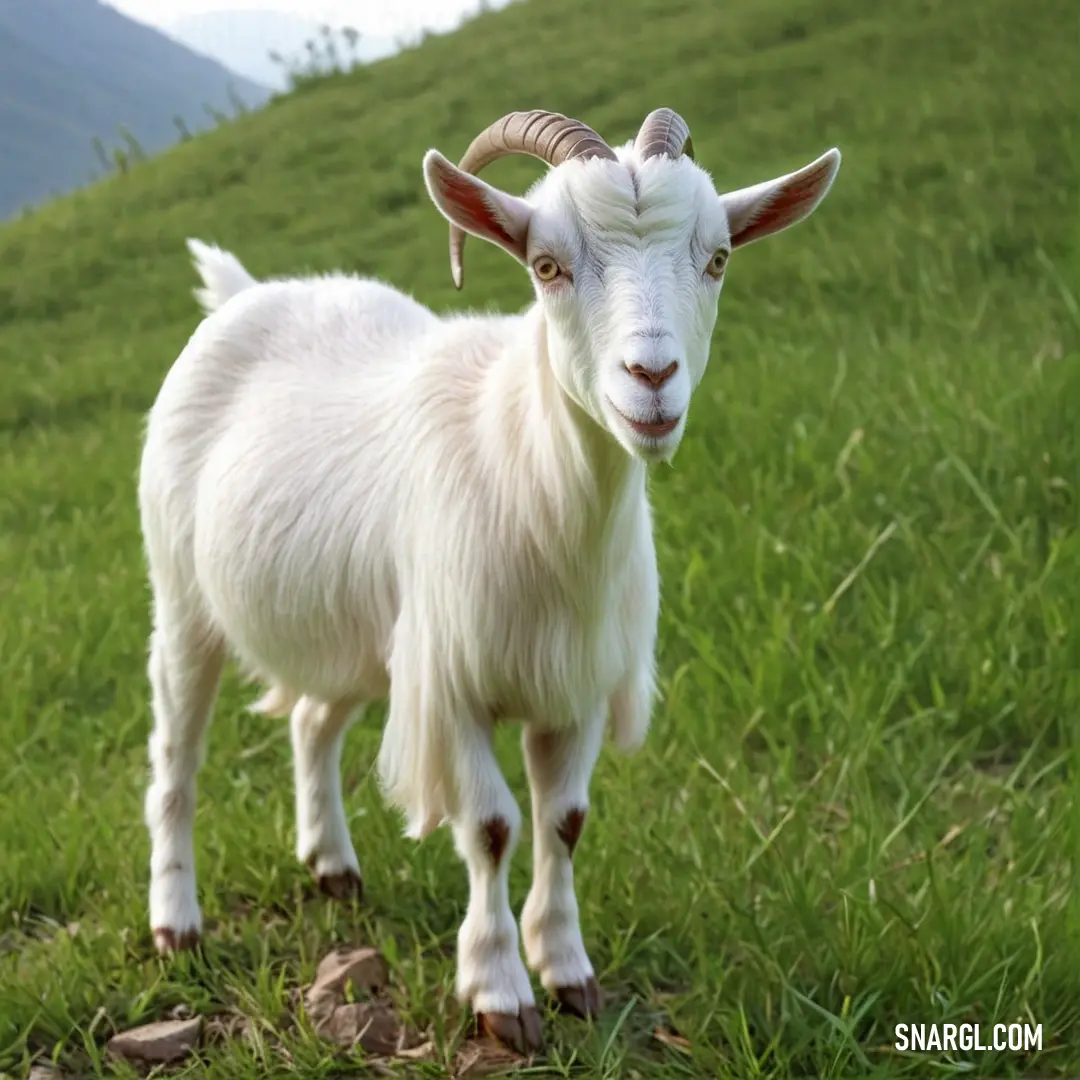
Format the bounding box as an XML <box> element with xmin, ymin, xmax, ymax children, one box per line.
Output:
<box><xmin>532</xmin><ymin>256</ymin><xmax>562</xmax><ymax>282</ymax></box>
<box><xmin>706</xmin><ymin>249</ymin><xmax>729</xmax><ymax>279</ymax></box>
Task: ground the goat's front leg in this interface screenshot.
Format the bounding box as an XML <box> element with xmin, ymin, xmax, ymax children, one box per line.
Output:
<box><xmin>451</xmin><ymin>719</ymin><xmax>542</xmax><ymax>1054</ymax></box>
<box><xmin>520</xmin><ymin>710</ymin><xmax>605</xmax><ymax>1018</ymax></box>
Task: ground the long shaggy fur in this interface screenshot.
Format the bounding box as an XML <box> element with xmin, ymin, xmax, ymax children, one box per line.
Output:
<box><xmin>141</xmin><ymin>267</ymin><xmax>658</xmax><ymax>835</ymax></box>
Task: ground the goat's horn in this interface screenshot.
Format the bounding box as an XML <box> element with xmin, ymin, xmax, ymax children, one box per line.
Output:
<box><xmin>634</xmin><ymin>107</ymin><xmax>695</xmax><ymax>162</ymax></box>
<box><xmin>449</xmin><ymin>110</ymin><xmax>618</xmax><ymax>289</ymax></box>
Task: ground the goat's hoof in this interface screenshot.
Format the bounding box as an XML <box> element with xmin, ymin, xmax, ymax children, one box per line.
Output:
<box><xmin>476</xmin><ymin>1006</ymin><xmax>544</xmax><ymax>1055</ymax></box>
<box><xmin>553</xmin><ymin>976</ymin><xmax>602</xmax><ymax>1019</ymax></box>
<box><xmin>153</xmin><ymin>926</ymin><xmax>200</xmax><ymax>954</ymax></box>
<box><xmin>317</xmin><ymin>868</ymin><xmax>364</xmax><ymax>902</ymax></box>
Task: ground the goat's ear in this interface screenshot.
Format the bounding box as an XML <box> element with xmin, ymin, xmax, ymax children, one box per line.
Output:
<box><xmin>423</xmin><ymin>150</ymin><xmax>532</xmax><ymax>266</ymax></box>
<box><xmin>720</xmin><ymin>148</ymin><xmax>841</xmax><ymax>250</ymax></box>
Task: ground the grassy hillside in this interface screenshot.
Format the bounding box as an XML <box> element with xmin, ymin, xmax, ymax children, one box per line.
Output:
<box><xmin>0</xmin><ymin>0</ymin><xmax>270</xmax><ymax>219</ymax></box>
<box><xmin>0</xmin><ymin>0</ymin><xmax>1077</xmax><ymax>1076</ymax></box>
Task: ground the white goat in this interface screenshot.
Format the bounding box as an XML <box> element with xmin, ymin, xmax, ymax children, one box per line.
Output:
<box><xmin>139</xmin><ymin>108</ymin><xmax>840</xmax><ymax>1053</ymax></box>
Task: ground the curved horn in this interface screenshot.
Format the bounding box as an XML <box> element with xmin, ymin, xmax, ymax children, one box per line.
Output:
<box><xmin>449</xmin><ymin>110</ymin><xmax>618</xmax><ymax>288</ymax></box>
<box><xmin>634</xmin><ymin>107</ymin><xmax>695</xmax><ymax>162</ymax></box>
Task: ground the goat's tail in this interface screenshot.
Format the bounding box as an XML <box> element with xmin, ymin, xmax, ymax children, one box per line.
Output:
<box><xmin>186</xmin><ymin>237</ymin><xmax>258</xmax><ymax>315</ymax></box>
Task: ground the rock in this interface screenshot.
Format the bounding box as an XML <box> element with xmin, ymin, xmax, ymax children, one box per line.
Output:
<box><xmin>320</xmin><ymin>1002</ymin><xmax>401</xmax><ymax>1054</ymax></box>
<box><xmin>305</xmin><ymin>945</ymin><xmax>388</xmax><ymax>1021</ymax></box>
<box><xmin>107</xmin><ymin>1016</ymin><xmax>202</xmax><ymax>1064</ymax></box>
<box><xmin>28</xmin><ymin>1065</ymin><xmax>64</xmax><ymax>1080</ymax></box>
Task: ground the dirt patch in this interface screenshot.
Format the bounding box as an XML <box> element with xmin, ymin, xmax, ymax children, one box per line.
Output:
<box><xmin>97</xmin><ymin>939</ymin><xmax>547</xmax><ymax>1074</ymax></box>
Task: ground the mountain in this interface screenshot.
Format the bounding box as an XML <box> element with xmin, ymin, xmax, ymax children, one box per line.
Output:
<box><xmin>0</xmin><ymin>0</ymin><xmax>272</xmax><ymax>218</ymax></box>
<box><xmin>167</xmin><ymin>9</ymin><xmax>398</xmax><ymax>91</ymax></box>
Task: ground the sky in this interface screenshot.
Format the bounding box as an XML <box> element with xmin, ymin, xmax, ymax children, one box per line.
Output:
<box><xmin>103</xmin><ymin>0</ymin><xmax>492</xmax><ymax>39</ymax></box>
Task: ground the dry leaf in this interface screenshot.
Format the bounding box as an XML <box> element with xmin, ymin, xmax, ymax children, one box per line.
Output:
<box><xmin>454</xmin><ymin>1038</ymin><xmax>526</xmax><ymax>1077</ymax></box>
<box><xmin>653</xmin><ymin>1026</ymin><xmax>692</xmax><ymax>1053</ymax></box>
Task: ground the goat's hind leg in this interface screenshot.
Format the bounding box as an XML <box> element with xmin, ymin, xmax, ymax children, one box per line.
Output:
<box><xmin>289</xmin><ymin>695</ymin><xmax>364</xmax><ymax>899</ymax></box>
<box><xmin>145</xmin><ymin>613</ymin><xmax>225</xmax><ymax>954</ymax></box>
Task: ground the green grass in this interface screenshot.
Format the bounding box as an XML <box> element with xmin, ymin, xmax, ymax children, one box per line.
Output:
<box><xmin>1</xmin><ymin>0</ymin><xmax>1078</xmax><ymax>1075</ymax></box>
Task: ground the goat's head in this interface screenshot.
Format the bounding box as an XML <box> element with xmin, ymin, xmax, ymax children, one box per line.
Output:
<box><xmin>423</xmin><ymin>109</ymin><xmax>841</xmax><ymax>462</ymax></box>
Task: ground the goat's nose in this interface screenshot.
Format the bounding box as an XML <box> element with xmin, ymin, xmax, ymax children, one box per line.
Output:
<box><xmin>626</xmin><ymin>360</ymin><xmax>679</xmax><ymax>388</ymax></box>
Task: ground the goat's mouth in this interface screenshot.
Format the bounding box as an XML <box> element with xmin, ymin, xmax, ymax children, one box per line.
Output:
<box><xmin>608</xmin><ymin>400</ymin><xmax>681</xmax><ymax>439</ymax></box>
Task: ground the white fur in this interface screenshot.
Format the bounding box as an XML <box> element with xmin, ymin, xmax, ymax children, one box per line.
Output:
<box><xmin>139</xmin><ymin>130</ymin><xmax>840</xmax><ymax>1025</ymax></box>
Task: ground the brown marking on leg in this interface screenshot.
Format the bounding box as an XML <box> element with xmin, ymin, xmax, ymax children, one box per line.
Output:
<box><xmin>481</xmin><ymin>816</ymin><xmax>510</xmax><ymax>868</ymax></box>
<box><xmin>160</xmin><ymin>789</ymin><xmax>187</xmax><ymax>820</ymax></box>
<box><xmin>153</xmin><ymin>926</ymin><xmax>200</xmax><ymax>954</ymax></box>
<box><xmin>476</xmin><ymin>1006</ymin><xmax>544</xmax><ymax>1054</ymax></box>
<box><xmin>556</xmin><ymin>807</ymin><xmax>586</xmax><ymax>859</ymax></box>
<box><xmin>553</xmin><ymin>975</ymin><xmax>602</xmax><ymax>1019</ymax></box>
